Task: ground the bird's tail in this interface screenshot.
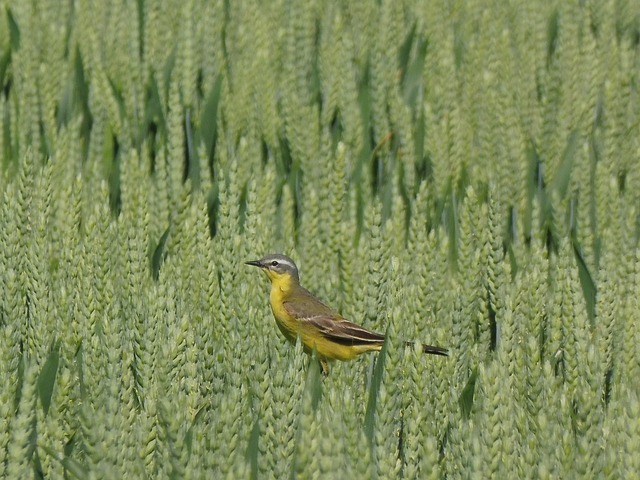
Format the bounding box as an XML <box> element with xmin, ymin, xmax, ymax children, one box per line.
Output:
<box><xmin>405</xmin><ymin>341</ymin><xmax>449</xmax><ymax>356</ymax></box>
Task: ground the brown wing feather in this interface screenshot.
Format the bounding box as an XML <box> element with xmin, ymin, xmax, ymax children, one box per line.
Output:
<box><xmin>307</xmin><ymin>316</ymin><xmax>384</xmax><ymax>346</ymax></box>
<box><xmin>283</xmin><ymin>289</ymin><xmax>384</xmax><ymax>347</ymax></box>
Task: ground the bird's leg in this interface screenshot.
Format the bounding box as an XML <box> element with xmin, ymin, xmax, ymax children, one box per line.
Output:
<box><xmin>320</xmin><ymin>359</ymin><xmax>329</xmax><ymax>377</ymax></box>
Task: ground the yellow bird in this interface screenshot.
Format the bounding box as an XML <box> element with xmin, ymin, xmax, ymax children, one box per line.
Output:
<box><xmin>246</xmin><ymin>253</ymin><xmax>448</xmax><ymax>375</ymax></box>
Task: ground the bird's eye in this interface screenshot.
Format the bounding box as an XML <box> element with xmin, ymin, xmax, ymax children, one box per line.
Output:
<box><xmin>271</xmin><ymin>260</ymin><xmax>279</xmax><ymax>267</ymax></box>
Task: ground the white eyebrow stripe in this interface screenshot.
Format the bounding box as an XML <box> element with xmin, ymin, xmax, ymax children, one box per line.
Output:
<box><xmin>277</xmin><ymin>259</ymin><xmax>296</xmax><ymax>270</ymax></box>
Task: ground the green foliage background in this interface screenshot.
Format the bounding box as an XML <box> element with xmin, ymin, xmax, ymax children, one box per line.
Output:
<box><xmin>1</xmin><ymin>0</ymin><xmax>639</xmax><ymax>478</ymax></box>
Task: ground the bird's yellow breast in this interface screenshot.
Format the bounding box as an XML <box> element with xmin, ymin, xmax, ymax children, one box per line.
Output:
<box><xmin>266</xmin><ymin>271</ymin><xmax>299</xmax><ymax>343</ymax></box>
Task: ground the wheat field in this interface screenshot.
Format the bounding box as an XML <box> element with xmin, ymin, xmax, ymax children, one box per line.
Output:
<box><xmin>0</xmin><ymin>1</ymin><xmax>639</xmax><ymax>478</ymax></box>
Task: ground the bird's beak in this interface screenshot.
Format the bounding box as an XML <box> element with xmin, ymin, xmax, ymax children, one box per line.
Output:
<box><xmin>245</xmin><ymin>260</ymin><xmax>263</xmax><ymax>268</ymax></box>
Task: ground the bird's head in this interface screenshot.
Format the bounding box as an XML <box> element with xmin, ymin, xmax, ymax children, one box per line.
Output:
<box><xmin>245</xmin><ymin>254</ymin><xmax>300</xmax><ymax>284</ymax></box>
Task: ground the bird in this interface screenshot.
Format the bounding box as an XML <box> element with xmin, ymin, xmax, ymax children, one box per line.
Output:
<box><xmin>246</xmin><ymin>253</ymin><xmax>448</xmax><ymax>375</ymax></box>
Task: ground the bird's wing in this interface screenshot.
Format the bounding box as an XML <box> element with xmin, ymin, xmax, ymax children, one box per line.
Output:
<box><xmin>283</xmin><ymin>291</ymin><xmax>384</xmax><ymax>347</ymax></box>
